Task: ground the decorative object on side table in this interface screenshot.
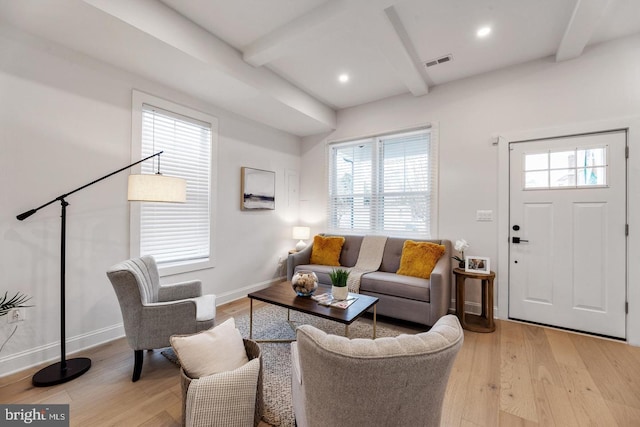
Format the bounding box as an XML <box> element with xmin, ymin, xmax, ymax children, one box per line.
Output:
<box><xmin>329</xmin><ymin>268</ymin><xmax>350</xmax><ymax>301</ymax></box>
<box><xmin>452</xmin><ymin>239</ymin><xmax>469</xmax><ymax>268</ymax></box>
<box><xmin>465</xmin><ymin>256</ymin><xmax>490</xmax><ymax>274</ymax></box>
<box><xmin>291</xmin><ymin>270</ymin><xmax>318</xmax><ymax>296</ymax></box>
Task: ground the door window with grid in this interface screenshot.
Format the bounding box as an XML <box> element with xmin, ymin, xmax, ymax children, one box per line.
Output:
<box><xmin>523</xmin><ymin>146</ymin><xmax>608</xmax><ymax>189</ymax></box>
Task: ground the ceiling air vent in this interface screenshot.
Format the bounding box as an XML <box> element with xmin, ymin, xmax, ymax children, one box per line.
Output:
<box><xmin>424</xmin><ymin>54</ymin><xmax>453</xmax><ymax>68</ymax></box>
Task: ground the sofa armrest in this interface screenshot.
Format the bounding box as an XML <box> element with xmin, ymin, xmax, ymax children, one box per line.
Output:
<box><xmin>287</xmin><ymin>245</ymin><xmax>313</xmax><ymax>280</ymax></box>
<box><xmin>428</xmin><ymin>240</ymin><xmax>452</xmax><ymax>323</ymax></box>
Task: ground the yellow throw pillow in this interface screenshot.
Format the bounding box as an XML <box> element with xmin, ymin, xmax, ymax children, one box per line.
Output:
<box><xmin>310</xmin><ymin>235</ymin><xmax>345</xmax><ymax>266</ymax></box>
<box><xmin>396</xmin><ymin>240</ymin><xmax>445</xmax><ymax>279</ymax></box>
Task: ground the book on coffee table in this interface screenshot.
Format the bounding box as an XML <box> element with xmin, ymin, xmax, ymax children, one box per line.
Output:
<box><xmin>311</xmin><ymin>293</ymin><xmax>358</xmax><ymax>309</ymax></box>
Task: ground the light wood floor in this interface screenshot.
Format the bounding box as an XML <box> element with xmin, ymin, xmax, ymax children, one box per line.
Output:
<box><xmin>2</xmin><ymin>298</ymin><xmax>640</xmax><ymax>426</ymax></box>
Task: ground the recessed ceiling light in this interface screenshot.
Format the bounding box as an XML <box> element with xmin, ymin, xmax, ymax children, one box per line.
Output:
<box><xmin>338</xmin><ymin>73</ymin><xmax>349</xmax><ymax>83</ymax></box>
<box><xmin>477</xmin><ymin>26</ymin><xmax>491</xmax><ymax>38</ymax></box>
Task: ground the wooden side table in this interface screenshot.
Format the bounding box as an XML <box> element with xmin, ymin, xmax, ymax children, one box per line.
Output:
<box><xmin>453</xmin><ymin>268</ymin><xmax>496</xmax><ymax>333</ymax></box>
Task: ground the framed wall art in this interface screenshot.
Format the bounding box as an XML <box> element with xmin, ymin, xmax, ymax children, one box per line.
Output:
<box><xmin>241</xmin><ymin>167</ymin><xmax>275</xmax><ymax>210</ymax></box>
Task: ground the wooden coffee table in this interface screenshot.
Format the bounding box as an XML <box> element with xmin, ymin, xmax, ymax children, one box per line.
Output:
<box><xmin>247</xmin><ymin>281</ymin><xmax>379</xmax><ymax>342</ymax></box>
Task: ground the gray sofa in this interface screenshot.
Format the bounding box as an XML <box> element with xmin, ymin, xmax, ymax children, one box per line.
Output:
<box><xmin>287</xmin><ymin>235</ymin><xmax>451</xmax><ymax>326</ymax></box>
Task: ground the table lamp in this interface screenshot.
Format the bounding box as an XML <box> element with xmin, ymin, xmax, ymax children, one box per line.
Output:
<box><xmin>292</xmin><ymin>226</ymin><xmax>311</xmax><ymax>251</ymax></box>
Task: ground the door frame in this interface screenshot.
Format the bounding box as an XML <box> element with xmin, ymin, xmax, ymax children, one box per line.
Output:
<box><xmin>496</xmin><ymin>116</ymin><xmax>640</xmax><ymax>345</ymax></box>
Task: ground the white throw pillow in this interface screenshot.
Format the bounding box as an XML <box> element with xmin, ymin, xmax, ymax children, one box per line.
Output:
<box><xmin>170</xmin><ymin>318</ymin><xmax>249</xmax><ymax>378</ymax></box>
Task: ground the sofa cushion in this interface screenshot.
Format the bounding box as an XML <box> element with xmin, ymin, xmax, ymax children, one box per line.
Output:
<box><xmin>310</xmin><ymin>235</ymin><xmax>345</xmax><ymax>266</ymax></box>
<box><xmin>360</xmin><ymin>271</ymin><xmax>430</xmax><ymax>302</ymax></box>
<box><xmin>338</xmin><ymin>235</ymin><xmax>364</xmax><ymax>267</ymax></box>
<box><xmin>396</xmin><ymin>240</ymin><xmax>445</xmax><ymax>279</ymax></box>
<box><xmin>170</xmin><ymin>318</ymin><xmax>249</xmax><ymax>379</ymax></box>
<box><xmin>378</xmin><ymin>238</ymin><xmax>406</xmax><ymax>273</ymax></box>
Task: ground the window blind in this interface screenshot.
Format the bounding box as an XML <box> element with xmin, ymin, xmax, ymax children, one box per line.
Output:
<box><xmin>328</xmin><ymin>128</ymin><xmax>434</xmax><ymax>237</ymax></box>
<box><xmin>139</xmin><ymin>104</ymin><xmax>211</xmax><ymax>265</ymax></box>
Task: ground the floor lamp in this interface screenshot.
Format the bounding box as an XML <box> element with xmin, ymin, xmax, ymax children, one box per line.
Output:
<box><xmin>17</xmin><ymin>151</ymin><xmax>186</xmax><ymax>387</ymax></box>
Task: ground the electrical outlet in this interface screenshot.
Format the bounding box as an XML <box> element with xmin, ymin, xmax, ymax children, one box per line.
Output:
<box><xmin>8</xmin><ymin>308</ymin><xmax>25</xmax><ymax>324</ymax></box>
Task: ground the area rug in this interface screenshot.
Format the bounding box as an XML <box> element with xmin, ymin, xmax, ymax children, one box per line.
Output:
<box><xmin>164</xmin><ymin>304</ymin><xmax>416</xmax><ymax>427</ymax></box>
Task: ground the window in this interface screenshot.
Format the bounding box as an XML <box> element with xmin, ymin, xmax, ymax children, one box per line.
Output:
<box><xmin>131</xmin><ymin>91</ymin><xmax>217</xmax><ymax>275</ymax></box>
<box><xmin>523</xmin><ymin>146</ymin><xmax>608</xmax><ymax>189</ymax></box>
<box><xmin>327</xmin><ymin>128</ymin><xmax>436</xmax><ymax>237</ymax></box>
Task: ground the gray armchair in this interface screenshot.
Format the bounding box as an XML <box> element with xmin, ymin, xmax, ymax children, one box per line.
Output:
<box><xmin>106</xmin><ymin>255</ymin><xmax>216</xmax><ymax>381</ymax></box>
<box><xmin>291</xmin><ymin>314</ymin><xmax>463</xmax><ymax>427</ymax></box>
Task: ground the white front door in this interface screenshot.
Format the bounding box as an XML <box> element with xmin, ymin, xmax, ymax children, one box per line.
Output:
<box><xmin>509</xmin><ymin>130</ymin><xmax>627</xmax><ymax>338</ymax></box>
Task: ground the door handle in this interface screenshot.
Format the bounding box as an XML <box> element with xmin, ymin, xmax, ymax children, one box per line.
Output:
<box><xmin>512</xmin><ymin>237</ymin><xmax>529</xmax><ymax>244</ymax></box>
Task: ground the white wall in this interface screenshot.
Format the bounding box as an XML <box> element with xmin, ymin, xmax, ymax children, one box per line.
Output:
<box><xmin>0</xmin><ymin>27</ymin><xmax>301</xmax><ymax>375</ymax></box>
<box><xmin>301</xmin><ymin>34</ymin><xmax>640</xmax><ymax>344</ymax></box>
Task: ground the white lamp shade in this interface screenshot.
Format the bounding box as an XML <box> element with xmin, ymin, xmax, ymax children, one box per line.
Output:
<box><xmin>127</xmin><ymin>174</ymin><xmax>187</xmax><ymax>203</ymax></box>
<box><xmin>293</xmin><ymin>226</ymin><xmax>311</xmax><ymax>251</ymax></box>
<box><xmin>292</xmin><ymin>226</ymin><xmax>310</xmax><ymax>240</ymax></box>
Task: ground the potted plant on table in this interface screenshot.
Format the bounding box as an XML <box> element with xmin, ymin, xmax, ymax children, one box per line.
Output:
<box><xmin>329</xmin><ymin>268</ymin><xmax>350</xmax><ymax>301</ymax></box>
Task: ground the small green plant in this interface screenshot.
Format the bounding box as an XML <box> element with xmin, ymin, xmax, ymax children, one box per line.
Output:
<box><xmin>329</xmin><ymin>268</ymin><xmax>350</xmax><ymax>287</ymax></box>
<box><xmin>0</xmin><ymin>291</ymin><xmax>32</xmax><ymax>317</ymax></box>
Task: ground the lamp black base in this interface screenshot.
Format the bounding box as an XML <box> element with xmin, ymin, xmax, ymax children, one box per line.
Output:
<box><xmin>32</xmin><ymin>357</ymin><xmax>91</xmax><ymax>387</ymax></box>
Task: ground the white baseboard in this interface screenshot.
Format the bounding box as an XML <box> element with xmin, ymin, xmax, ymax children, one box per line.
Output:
<box><xmin>214</xmin><ymin>276</ymin><xmax>286</xmax><ymax>305</ymax></box>
<box><xmin>0</xmin><ymin>276</ymin><xmax>284</xmax><ymax>378</ymax></box>
<box><xmin>449</xmin><ymin>299</ymin><xmax>497</xmax><ymax>317</ymax></box>
<box><xmin>0</xmin><ymin>323</ymin><xmax>125</xmax><ymax>378</ymax></box>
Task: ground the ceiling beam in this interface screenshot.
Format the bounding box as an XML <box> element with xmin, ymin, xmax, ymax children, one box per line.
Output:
<box><xmin>82</xmin><ymin>0</ymin><xmax>336</xmax><ymax>132</ymax></box>
<box><xmin>556</xmin><ymin>0</ymin><xmax>613</xmax><ymax>62</ymax></box>
<box><xmin>372</xmin><ymin>5</ymin><xmax>428</xmax><ymax>96</ymax></box>
<box><xmin>243</xmin><ymin>0</ymin><xmax>427</xmax><ymax>96</ymax></box>
<box><xmin>243</xmin><ymin>0</ymin><xmax>351</xmax><ymax>67</ymax></box>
